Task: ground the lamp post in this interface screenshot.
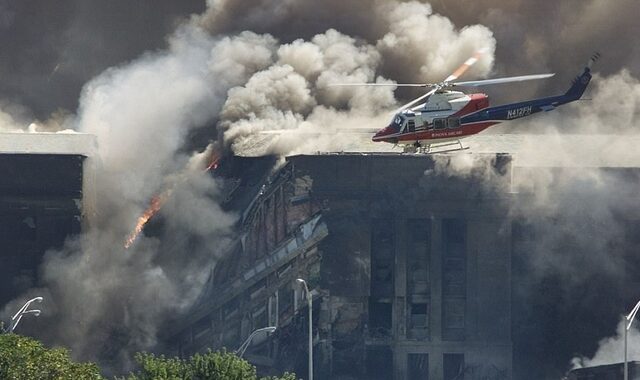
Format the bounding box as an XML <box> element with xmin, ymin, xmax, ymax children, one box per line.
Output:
<box><xmin>624</xmin><ymin>300</ymin><xmax>640</xmax><ymax>380</ymax></box>
<box><xmin>8</xmin><ymin>297</ymin><xmax>43</xmax><ymax>333</ymax></box>
<box><xmin>296</xmin><ymin>278</ymin><xmax>312</xmax><ymax>380</ymax></box>
<box><xmin>235</xmin><ymin>326</ymin><xmax>277</xmax><ymax>358</ymax></box>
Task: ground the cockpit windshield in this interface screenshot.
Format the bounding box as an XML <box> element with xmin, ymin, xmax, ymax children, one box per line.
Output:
<box><xmin>391</xmin><ymin>115</ymin><xmax>404</xmax><ymax>128</ymax></box>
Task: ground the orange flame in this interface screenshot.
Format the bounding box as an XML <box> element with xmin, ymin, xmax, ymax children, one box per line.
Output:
<box><xmin>205</xmin><ymin>151</ymin><xmax>221</xmax><ymax>171</ymax></box>
<box><xmin>124</xmin><ymin>146</ymin><xmax>222</xmax><ymax>249</ymax></box>
<box><xmin>124</xmin><ymin>195</ymin><xmax>166</xmax><ymax>249</ymax></box>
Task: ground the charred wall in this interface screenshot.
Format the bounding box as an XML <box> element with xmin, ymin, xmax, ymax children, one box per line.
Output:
<box><xmin>290</xmin><ymin>154</ymin><xmax>513</xmax><ymax>380</ymax></box>
<box><xmin>175</xmin><ymin>153</ymin><xmax>514</xmax><ymax>380</ymax></box>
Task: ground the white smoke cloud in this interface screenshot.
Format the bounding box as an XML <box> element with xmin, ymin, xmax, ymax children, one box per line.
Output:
<box><xmin>0</xmin><ymin>106</ymin><xmax>21</xmax><ymax>132</ymax></box>
<box><xmin>572</xmin><ymin>320</ymin><xmax>640</xmax><ymax>369</ymax></box>
<box><xmin>218</xmin><ymin>4</ymin><xmax>496</xmax><ymax>157</ymax></box>
<box><xmin>376</xmin><ymin>1</ymin><xmax>495</xmax><ymax>84</ymax></box>
<box><xmin>2</xmin><ymin>24</ymin><xmax>240</xmax><ymax>369</ymax></box>
<box><xmin>0</xmin><ymin>101</ymin><xmax>74</xmax><ymax>133</ymax></box>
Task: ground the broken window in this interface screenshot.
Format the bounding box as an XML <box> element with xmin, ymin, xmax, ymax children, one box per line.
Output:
<box><xmin>223</xmin><ymin>299</ymin><xmax>239</xmax><ymax>321</ymax></box>
<box><xmin>408</xmin><ymin>302</ymin><xmax>429</xmax><ymax>339</ymax></box>
<box><xmin>443</xmin><ymin>218</ymin><xmax>465</xmax><ymax>257</ymax></box>
<box><xmin>368</xmin><ymin>301</ymin><xmax>392</xmax><ymax>337</ymax></box>
<box><xmin>443</xmin><ymin>353</ymin><xmax>465</xmax><ymax>380</ymax></box>
<box><xmin>442</xmin><ymin>218</ymin><xmax>466</xmax><ymax>341</ymax></box>
<box><xmin>371</xmin><ymin>218</ymin><xmax>395</xmax><ymax>298</ymax></box>
<box><xmin>268</xmin><ymin>294</ymin><xmax>278</xmax><ymax>326</ymax></box>
<box><xmin>253</xmin><ymin>303</ymin><xmax>268</xmax><ymax>328</ymax></box>
<box><xmin>249</xmin><ymin>279</ymin><xmax>267</xmax><ymax>300</ymax></box>
<box><xmin>223</xmin><ymin>322</ymin><xmax>240</xmax><ymax>348</ymax></box>
<box><xmin>408</xmin><ymin>353</ymin><xmax>429</xmax><ymax>380</ymax></box>
<box><xmin>278</xmin><ymin>282</ymin><xmax>294</xmax><ymax>318</ymax></box>
<box><xmin>407</xmin><ymin>219</ymin><xmax>430</xmax><ymax>296</ymax></box>
<box><xmin>366</xmin><ymin>346</ymin><xmax>393</xmax><ymax>380</ymax></box>
<box><xmin>192</xmin><ymin>315</ymin><xmax>211</xmax><ymax>341</ymax></box>
<box><xmin>443</xmin><ymin>299</ymin><xmax>465</xmax><ymax>329</ymax></box>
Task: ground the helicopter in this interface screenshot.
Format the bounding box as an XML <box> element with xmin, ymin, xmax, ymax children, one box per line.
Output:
<box><xmin>334</xmin><ymin>51</ymin><xmax>600</xmax><ymax>153</ymax></box>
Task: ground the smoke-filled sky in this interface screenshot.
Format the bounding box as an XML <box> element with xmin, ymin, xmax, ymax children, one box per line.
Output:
<box><xmin>2</xmin><ymin>0</ymin><xmax>639</xmax><ymax>121</ymax></box>
<box><xmin>2</xmin><ymin>0</ymin><xmax>640</xmax><ymax>377</ymax></box>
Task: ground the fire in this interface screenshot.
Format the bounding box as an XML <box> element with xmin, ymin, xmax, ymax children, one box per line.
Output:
<box><xmin>124</xmin><ymin>194</ymin><xmax>167</xmax><ymax>249</ymax></box>
<box><xmin>205</xmin><ymin>150</ymin><xmax>221</xmax><ymax>171</ymax></box>
<box><xmin>124</xmin><ymin>146</ymin><xmax>222</xmax><ymax>249</ymax></box>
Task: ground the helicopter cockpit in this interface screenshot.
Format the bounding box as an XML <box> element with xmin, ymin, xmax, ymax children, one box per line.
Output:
<box><xmin>387</xmin><ymin>110</ymin><xmax>415</xmax><ymax>133</ymax></box>
<box><xmin>374</xmin><ymin>110</ymin><xmax>421</xmax><ymax>141</ymax></box>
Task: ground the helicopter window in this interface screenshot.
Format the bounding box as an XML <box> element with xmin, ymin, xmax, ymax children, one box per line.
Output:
<box><xmin>447</xmin><ymin>117</ymin><xmax>461</xmax><ymax>129</ymax></box>
<box><xmin>421</xmin><ymin>121</ymin><xmax>433</xmax><ymax>130</ymax></box>
<box><xmin>433</xmin><ymin>118</ymin><xmax>447</xmax><ymax>130</ymax></box>
<box><xmin>394</xmin><ymin>116</ymin><xmax>404</xmax><ymax>126</ymax></box>
<box><xmin>407</xmin><ymin>120</ymin><xmax>415</xmax><ymax>133</ymax></box>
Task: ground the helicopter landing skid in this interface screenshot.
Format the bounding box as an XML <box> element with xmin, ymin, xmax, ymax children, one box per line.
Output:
<box><xmin>403</xmin><ymin>140</ymin><xmax>468</xmax><ymax>154</ymax></box>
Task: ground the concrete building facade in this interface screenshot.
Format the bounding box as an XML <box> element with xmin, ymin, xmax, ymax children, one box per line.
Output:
<box><xmin>0</xmin><ymin>133</ymin><xmax>96</xmax><ymax>306</ymax></box>
<box><xmin>175</xmin><ymin>153</ymin><xmax>513</xmax><ymax>380</ymax></box>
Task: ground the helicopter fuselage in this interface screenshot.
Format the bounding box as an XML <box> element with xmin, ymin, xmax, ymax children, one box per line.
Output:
<box><xmin>372</xmin><ymin>91</ymin><xmax>493</xmax><ymax>145</ymax></box>
<box><xmin>373</xmin><ymin>60</ymin><xmax>594</xmax><ymax>149</ymax></box>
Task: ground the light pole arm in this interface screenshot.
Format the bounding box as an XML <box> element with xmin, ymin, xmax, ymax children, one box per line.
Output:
<box><xmin>624</xmin><ymin>299</ymin><xmax>640</xmax><ymax>380</ymax></box>
<box><xmin>236</xmin><ymin>326</ymin><xmax>276</xmax><ymax>358</ymax></box>
<box><xmin>8</xmin><ymin>297</ymin><xmax>43</xmax><ymax>333</ymax></box>
<box><xmin>627</xmin><ymin>300</ymin><xmax>640</xmax><ymax>330</ymax></box>
<box><xmin>297</xmin><ymin>278</ymin><xmax>313</xmax><ymax>380</ymax></box>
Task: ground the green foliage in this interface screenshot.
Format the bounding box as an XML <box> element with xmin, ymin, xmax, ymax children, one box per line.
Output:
<box><xmin>0</xmin><ymin>334</ymin><xmax>295</xmax><ymax>380</ymax></box>
<box><xmin>122</xmin><ymin>349</ymin><xmax>296</xmax><ymax>380</ymax></box>
<box><xmin>259</xmin><ymin>373</ymin><xmax>297</xmax><ymax>380</ymax></box>
<box><xmin>0</xmin><ymin>333</ymin><xmax>104</xmax><ymax>380</ymax></box>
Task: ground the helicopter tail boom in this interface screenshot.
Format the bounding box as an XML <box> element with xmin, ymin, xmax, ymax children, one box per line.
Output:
<box><xmin>460</xmin><ymin>53</ymin><xmax>600</xmax><ymax>125</ymax></box>
<box><xmin>562</xmin><ymin>52</ymin><xmax>600</xmax><ymax>102</ymax></box>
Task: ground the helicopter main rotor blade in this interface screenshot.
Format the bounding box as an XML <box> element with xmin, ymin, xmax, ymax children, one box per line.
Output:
<box><xmin>327</xmin><ymin>83</ymin><xmax>429</xmax><ymax>87</ymax></box>
<box><xmin>442</xmin><ymin>47</ymin><xmax>490</xmax><ymax>83</ymax></box>
<box><xmin>452</xmin><ymin>73</ymin><xmax>555</xmax><ymax>87</ymax></box>
<box><xmin>395</xmin><ymin>87</ymin><xmax>438</xmax><ymax>113</ymax></box>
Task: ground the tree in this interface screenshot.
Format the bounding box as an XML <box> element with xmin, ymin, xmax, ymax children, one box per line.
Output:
<box><xmin>0</xmin><ymin>333</ymin><xmax>104</xmax><ymax>380</ymax></box>
<box><xmin>121</xmin><ymin>350</ymin><xmax>296</xmax><ymax>380</ymax></box>
<box><xmin>0</xmin><ymin>333</ymin><xmax>295</xmax><ymax>380</ymax></box>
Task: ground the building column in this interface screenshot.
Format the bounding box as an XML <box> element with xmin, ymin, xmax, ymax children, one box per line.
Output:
<box><xmin>430</xmin><ymin>216</ymin><xmax>443</xmax><ymax>380</ymax></box>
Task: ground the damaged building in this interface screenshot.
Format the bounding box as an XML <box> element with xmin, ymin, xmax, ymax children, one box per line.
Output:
<box><xmin>4</xmin><ymin>131</ymin><xmax>639</xmax><ymax>379</ymax></box>
<box><xmin>0</xmin><ymin>133</ymin><xmax>96</xmax><ymax>307</ymax></box>
<box><xmin>173</xmin><ymin>153</ymin><xmax>513</xmax><ymax>380</ymax></box>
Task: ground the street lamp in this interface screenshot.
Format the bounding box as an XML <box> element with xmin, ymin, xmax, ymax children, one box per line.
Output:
<box><xmin>296</xmin><ymin>278</ymin><xmax>313</xmax><ymax>380</ymax></box>
<box><xmin>624</xmin><ymin>300</ymin><xmax>640</xmax><ymax>380</ymax></box>
<box><xmin>8</xmin><ymin>296</ymin><xmax>43</xmax><ymax>333</ymax></box>
<box><xmin>235</xmin><ymin>326</ymin><xmax>276</xmax><ymax>358</ymax></box>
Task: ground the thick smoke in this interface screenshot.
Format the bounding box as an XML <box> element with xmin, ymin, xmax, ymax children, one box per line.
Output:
<box><xmin>216</xmin><ymin>1</ymin><xmax>495</xmax><ymax>156</ymax></box>
<box><xmin>0</xmin><ymin>100</ymin><xmax>74</xmax><ymax>133</ymax></box>
<box><xmin>1</xmin><ymin>0</ymin><xmax>497</xmax><ymax>371</ymax></box>
<box><xmin>433</xmin><ymin>76</ymin><xmax>640</xmax><ymax>379</ymax></box>
<box><xmin>0</xmin><ymin>24</ymin><xmax>233</xmax><ymax>370</ymax></box>
<box><xmin>572</xmin><ymin>321</ymin><xmax>640</xmax><ymax>369</ymax></box>
<box><xmin>2</xmin><ymin>0</ymin><xmax>640</xmax><ymax>377</ymax></box>
<box><xmin>0</xmin><ymin>0</ymin><xmax>205</xmax><ymax>118</ymax></box>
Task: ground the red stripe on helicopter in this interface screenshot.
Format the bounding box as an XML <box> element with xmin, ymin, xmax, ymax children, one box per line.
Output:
<box><xmin>394</xmin><ymin>121</ymin><xmax>499</xmax><ymax>142</ymax></box>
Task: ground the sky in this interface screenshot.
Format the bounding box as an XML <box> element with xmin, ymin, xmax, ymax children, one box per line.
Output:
<box><xmin>2</xmin><ymin>0</ymin><xmax>639</xmax><ymax>122</ymax></box>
